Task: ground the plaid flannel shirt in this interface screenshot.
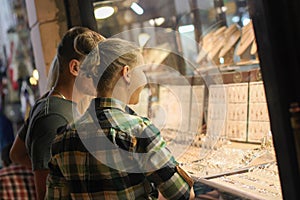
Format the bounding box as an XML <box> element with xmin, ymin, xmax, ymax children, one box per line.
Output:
<box><xmin>0</xmin><ymin>165</ymin><xmax>36</xmax><ymax>199</ymax></box>
<box><xmin>47</xmin><ymin>97</ymin><xmax>191</xmax><ymax>200</ymax></box>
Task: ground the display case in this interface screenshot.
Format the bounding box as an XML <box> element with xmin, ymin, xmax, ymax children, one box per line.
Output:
<box><xmin>131</xmin><ymin>78</ymin><xmax>281</xmax><ymax>199</ymax></box>
<box><xmin>78</xmin><ymin>0</ymin><xmax>300</xmax><ymax>199</ymax></box>
<box><xmin>128</xmin><ymin>3</ymin><xmax>284</xmax><ymax>198</ymax></box>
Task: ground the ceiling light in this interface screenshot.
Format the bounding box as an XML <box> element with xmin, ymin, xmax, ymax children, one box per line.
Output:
<box><xmin>242</xmin><ymin>17</ymin><xmax>250</xmax><ymax>26</ymax></box>
<box><xmin>178</xmin><ymin>24</ymin><xmax>195</xmax><ymax>33</ymax></box>
<box><xmin>155</xmin><ymin>17</ymin><xmax>165</xmax><ymax>26</ymax></box>
<box><xmin>94</xmin><ymin>6</ymin><xmax>115</xmax><ymax>19</ymax></box>
<box><xmin>149</xmin><ymin>19</ymin><xmax>155</xmax><ymax>26</ymax></box>
<box><xmin>149</xmin><ymin>17</ymin><xmax>165</xmax><ymax>26</ymax></box>
<box><xmin>232</xmin><ymin>16</ymin><xmax>240</xmax><ymax>23</ymax></box>
<box><xmin>131</xmin><ymin>2</ymin><xmax>144</xmax><ymax>15</ymax></box>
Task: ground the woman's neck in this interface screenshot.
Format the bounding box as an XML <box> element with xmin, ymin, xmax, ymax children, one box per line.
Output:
<box><xmin>97</xmin><ymin>89</ymin><xmax>129</xmax><ymax>104</ymax></box>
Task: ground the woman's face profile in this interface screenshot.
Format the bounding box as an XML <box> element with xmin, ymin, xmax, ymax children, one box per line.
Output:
<box><xmin>75</xmin><ymin>66</ymin><xmax>96</xmax><ymax>97</ymax></box>
<box><xmin>128</xmin><ymin>53</ymin><xmax>147</xmax><ymax>105</ymax></box>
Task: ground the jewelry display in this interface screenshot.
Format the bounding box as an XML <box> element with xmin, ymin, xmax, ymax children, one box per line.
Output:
<box><xmin>135</xmin><ymin>64</ymin><xmax>280</xmax><ymax>199</ymax></box>
<box><xmin>207</xmin><ymin>162</ymin><xmax>282</xmax><ymax>199</ymax></box>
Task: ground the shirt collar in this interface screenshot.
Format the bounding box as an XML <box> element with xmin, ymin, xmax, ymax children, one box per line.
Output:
<box><xmin>91</xmin><ymin>97</ymin><xmax>127</xmax><ymax>112</ymax></box>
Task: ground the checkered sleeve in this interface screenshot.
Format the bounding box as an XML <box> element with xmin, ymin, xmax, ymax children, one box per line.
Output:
<box><xmin>46</xmin><ymin>128</ymin><xmax>73</xmax><ymax>200</ymax></box>
<box><xmin>136</xmin><ymin>118</ymin><xmax>192</xmax><ymax>199</ymax></box>
<box><xmin>0</xmin><ymin>165</ymin><xmax>36</xmax><ymax>199</ymax></box>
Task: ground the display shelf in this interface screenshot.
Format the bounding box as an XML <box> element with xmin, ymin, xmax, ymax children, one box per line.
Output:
<box><xmin>177</xmin><ymin>141</ymin><xmax>266</xmax><ymax>176</ymax></box>
<box><xmin>198</xmin><ymin>161</ymin><xmax>282</xmax><ymax>200</ymax></box>
<box><xmin>171</xmin><ymin>138</ymin><xmax>282</xmax><ymax>200</ymax></box>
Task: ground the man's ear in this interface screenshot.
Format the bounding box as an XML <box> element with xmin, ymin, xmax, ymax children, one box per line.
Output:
<box><xmin>121</xmin><ymin>65</ymin><xmax>130</xmax><ymax>84</ymax></box>
<box><xmin>69</xmin><ymin>59</ymin><xmax>80</xmax><ymax>76</ymax></box>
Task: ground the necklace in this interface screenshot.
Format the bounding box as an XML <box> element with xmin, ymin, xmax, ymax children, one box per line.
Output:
<box><xmin>52</xmin><ymin>88</ymin><xmax>66</xmax><ymax>100</ymax></box>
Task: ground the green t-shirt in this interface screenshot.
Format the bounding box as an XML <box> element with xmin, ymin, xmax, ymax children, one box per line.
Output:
<box><xmin>19</xmin><ymin>96</ymin><xmax>78</xmax><ymax>170</ymax></box>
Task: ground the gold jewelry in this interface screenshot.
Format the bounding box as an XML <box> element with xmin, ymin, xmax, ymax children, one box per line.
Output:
<box><xmin>52</xmin><ymin>88</ymin><xmax>66</xmax><ymax>100</ymax></box>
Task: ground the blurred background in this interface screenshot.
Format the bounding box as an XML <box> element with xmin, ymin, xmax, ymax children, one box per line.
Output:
<box><xmin>0</xmin><ymin>0</ymin><xmax>251</xmax><ymax>137</ymax></box>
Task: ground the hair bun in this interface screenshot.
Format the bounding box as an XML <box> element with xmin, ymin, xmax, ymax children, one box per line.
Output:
<box><xmin>74</xmin><ymin>31</ymin><xmax>105</xmax><ymax>56</ymax></box>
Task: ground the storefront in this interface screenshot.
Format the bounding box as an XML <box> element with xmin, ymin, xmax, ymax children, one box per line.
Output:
<box><xmin>27</xmin><ymin>0</ymin><xmax>300</xmax><ymax>199</ymax></box>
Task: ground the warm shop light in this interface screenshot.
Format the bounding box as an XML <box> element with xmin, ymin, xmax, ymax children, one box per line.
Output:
<box><xmin>165</xmin><ymin>28</ymin><xmax>173</xmax><ymax>33</ymax></box>
<box><xmin>94</xmin><ymin>6</ymin><xmax>115</xmax><ymax>19</ymax></box>
<box><xmin>221</xmin><ymin>6</ymin><xmax>227</xmax><ymax>12</ymax></box>
<box><xmin>29</xmin><ymin>77</ymin><xmax>38</xmax><ymax>86</ymax></box>
<box><xmin>131</xmin><ymin>2</ymin><xmax>144</xmax><ymax>15</ymax></box>
<box><xmin>155</xmin><ymin>17</ymin><xmax>165</xmax><ymax>26</ymax></box>
<box><xmin>178</xmin><ymin>24</ymin><xmax>195</xmax><ymax>33</ymax></box>
<box><xmin>149</xmin><ymin>19</ymin><xmax>155</xmax><ymax>26</ymax></box>
<box><xmin>149</xmin><ymin>17</ymin><xmax>165</xmax><ymax>26</ymax></box>
<box><xmin>32</xmin><ymin>69</ymin><xmax>39</xmax><ymax>80</ymax></box>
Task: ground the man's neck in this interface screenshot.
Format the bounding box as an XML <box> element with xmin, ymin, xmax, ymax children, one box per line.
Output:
<box><xmin>52</xmin><ymin>79</ymin><xmax>80</xmax><ymax>103</ymax></box>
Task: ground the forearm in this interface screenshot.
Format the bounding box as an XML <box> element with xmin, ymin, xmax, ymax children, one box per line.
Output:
<box><xmin>137</xmin><ymin>120</ymin><xmax>194</xmax><ymax>199</ymax></box>
<box><xmin>189</xmin><ymin>187</ymin><xmax>195</xmax><ymax>200</ymax></box>
<box><xmin>34</xmin><ymin>169</ymin><xmax>49</xmax><ymax>200</ymax></box>
<box><xmin>14</xmin><ymin>153</ymin><xmax>32</xmax><ymax>169</ymax></box>
<box><xmin>10</xmin><ymin>135</ymin><xmax>32</xmax><ymax>169</ymax></box>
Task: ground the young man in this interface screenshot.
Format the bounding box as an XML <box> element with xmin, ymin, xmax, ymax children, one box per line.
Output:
<box><xmin>10</xmin><ymin>27</ymin><xmax>105</xmax><ymax>200</ymax></box>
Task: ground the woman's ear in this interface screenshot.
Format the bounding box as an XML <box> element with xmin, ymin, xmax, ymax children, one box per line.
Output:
<box><xmin>69</xmin><ymin>59</ymin><xmax>80</xmax><ymax>76</ymax></box>
<box><xmin>121</xmin><ymin>65</ymin><xmax>130</xmax><ymax>84</ymax></box>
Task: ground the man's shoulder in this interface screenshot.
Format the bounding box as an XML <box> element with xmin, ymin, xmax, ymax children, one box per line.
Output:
<box><xmin>30</xmin><ymin>96</ymin><xmax>75</xmax><ymax>122</ymax></box>
<box><xmin>26</xmin><ymin>97</ymin><xmax>76</xmax><ymax>139</ymax></box>
<box><xmin>47</xmin><ymin>96</ymin><xmax>75</xmax><ymax>115</ymax></box>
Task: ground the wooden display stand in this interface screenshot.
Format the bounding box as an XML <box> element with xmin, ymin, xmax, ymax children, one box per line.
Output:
<box><xmin>207</xmin><ymin>26</ymin><xmax>227</xmax><ymax>65</ymax></box>
<box><xmin>235</xmin><ymin>20</ymin><xmax>259</xmax><ymax>65</ymax></box>
<box><xmin>197</xmin><ymin>26</ymin><xmax>227</xmax><ymax>66</ymax></box>
<box><xmin>219</xmin><ymin>24</ymin><xmax>241</xmax><ymax>66</ymax></box>
<box><xmin>197</xmin><ymin>24</ymin><xmax>242</xmax><ymax>67</ymax></box>
<box><xmin>197</xmin><ymin>21</ymin><xmax>260</xmax><ymax>70</ymax></box>
<box><xmin>251</xmin><ymin>39</ymin><xmax>260</xmax><ymax>63</ymax></box>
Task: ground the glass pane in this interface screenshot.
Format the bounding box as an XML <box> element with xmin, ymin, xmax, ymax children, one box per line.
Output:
<box><xmin>92</xmin><ymin>0</ymin><xmax>283</xmax><ymax>198</ymax></box>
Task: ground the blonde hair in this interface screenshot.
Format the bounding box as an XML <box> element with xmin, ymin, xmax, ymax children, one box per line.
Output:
<box><xmin>81</xmin><ymin>38</ymin><xmax>141</xmax><ymax>95</ymax></box>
